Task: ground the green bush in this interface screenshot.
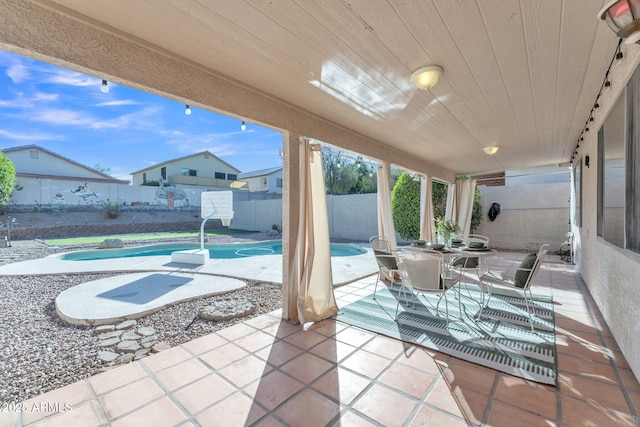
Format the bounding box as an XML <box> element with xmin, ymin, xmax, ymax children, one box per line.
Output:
<box><xmin>391</xmin><ymin>173</ymin><xmax>421</xmax><ymax>240</ymax></box>
<box><xmin>0</xmin><ymin>150</ymin><xmax>16</xmax><ymax>206</ymax></box>
<box><xmin>103</xmin><ymin>201</ymin><xmax>120</xmax><ymax>218</ymax></box>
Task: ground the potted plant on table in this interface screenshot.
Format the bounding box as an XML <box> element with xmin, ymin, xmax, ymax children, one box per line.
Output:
<box><xmin>434</xmin><ymin>217</ymin><xmax>461</xmax><ymax>246</ymax></box>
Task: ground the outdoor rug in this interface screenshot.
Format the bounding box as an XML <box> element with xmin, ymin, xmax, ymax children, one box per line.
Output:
<box><xmin>335</xmin><ymin>283</ymin><xmax>557</xmax><ymax>385</ymax></box>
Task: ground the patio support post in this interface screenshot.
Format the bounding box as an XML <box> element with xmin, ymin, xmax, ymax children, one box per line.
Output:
<box><xmin>282</xmin><ymin>131</ymin><xmax>301</xmax><ymax>322</ymax></box>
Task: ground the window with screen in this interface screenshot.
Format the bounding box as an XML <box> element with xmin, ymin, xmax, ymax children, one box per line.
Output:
<box><xmin>598</xmin><ymin>83</ymin><xmax>626</xmax><ymax>247</ymax></box>
<box><xmin>625</xmin><ymin>66</ymin><xmax>640</xmax><ymax>252</ymax></box>
<box><xmin>574</xmin><ymin>161</ymin><xmax>582</xmax><ymax>227</ymax></box>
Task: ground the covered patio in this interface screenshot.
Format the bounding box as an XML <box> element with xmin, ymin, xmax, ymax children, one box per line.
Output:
<box><xmin>5</xmin><ymin>252</ymin><xmax>639</xmax><ymax>426</ymax></box>
<box><xmin>2</xmin><ymin>0</ymin><xmax>640</xmax><ymax>425</ymax></box>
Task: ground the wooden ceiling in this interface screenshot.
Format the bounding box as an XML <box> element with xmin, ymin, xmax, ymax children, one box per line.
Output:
<box><xmin>34</xmin><ymin>0</ymin><xmax>618</xmax><ymax>175</ymax></box>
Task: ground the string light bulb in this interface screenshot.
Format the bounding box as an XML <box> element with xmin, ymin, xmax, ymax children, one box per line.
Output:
<box><xmin>241</xmin><ymin>121</ymin><xmax>246</xmax><ymax>131</ymax></box>
<box><xmin>185</xmin><ymin>104</ymin><xmax>192</xmax><ymax>115</ymax></box>
<box><xmin>101</xmin><ymin>80</ymin><xmax>109</xmax><ymax>94</ymax></box>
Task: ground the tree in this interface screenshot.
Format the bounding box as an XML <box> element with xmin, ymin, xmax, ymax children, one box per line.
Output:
<box><xmin>322</xmin><ymin>151</ymin><xmax>377</xmax><ymax>195</ymax></box>
<box><xmin>94</xmin><ymin>163</ymin><xmax>112</xmax><ymax>175</ymax></box>
<box><xmin>0</xmin><ymin>150</ymin><xmax>16</xmax><ymax>206</ymax></box>
<box><xmin>471</xmin><ymin>185</ymin><xmax>483</xmax><ymax>232</ymax></box>
<box><xmin>432</xmin><ymin>180</ymin><xmax>448</xmax><ymax>219</ymax></box>
<box><xmin>390</xmin><ymin>174</ymin><xmax>483</xmax><ymax>242</ymax></box>
<box><xmin>391</xmin><ymin>172</ymin><xmax>421</xmax><ymax>240</ymax></box>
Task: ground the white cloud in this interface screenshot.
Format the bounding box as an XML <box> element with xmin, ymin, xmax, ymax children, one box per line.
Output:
<box><xmin>0</xmin><ymin>129</ymin><xmax>64</xmax><ymax>142</ymax></box>
<box><xmin>17</xmin><ymin>104</ymin><xmax>161</xmax><ymax>132</ymax></box>
<box><xmin>6</xmin><ymin>64</ymin><xmax>29</xmax><ymax>83</ymax></box>
<box><xmin>109</xmin><ymin>173</ymin><xmax>132</xmax><ymax>183</ymax></box>
<box><xmin>0</xmin><ymin>92</ymin><xmax>59</xmax><ymax>109</ymax></box>
<box><xmin>95</xmin><ymin>100</ymin><xmax>138</xmax><ymax>107</ymax></box>
<box><xmin>28</xmin><ymin>108</ymin><xmax>96</xmax><ymax>127</ymax></box>
<box><xmin>44</xmin><ymin>69</ymin><xmax>96</xmax><ymax>87</ymax></box>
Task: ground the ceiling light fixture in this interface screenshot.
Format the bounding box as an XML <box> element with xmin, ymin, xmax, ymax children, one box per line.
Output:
<box><xmin>185</xmin><ymin>104</ymin><xmax>192</xmax><ymax>115</ymax></box>
<box><xmin>599</xmin><ymin>0</ymin><xmax>640</xmax><ymax>44</ymax></box>
<box><xmin>101</xmin><ymin>80</ymin><xmax>109</xmax><ymax>94</ymax></box>
<box><xmin>483</xmin><ymin>145</ymin><xmax>500</xmax><ymax>155</ymax></box>
<box><xmin>241</xmin><ymin>121</ymin><xmax>246</xmax><ymax>131</ymax></box>
<box><xmin>410</xmin><ymin>65</ymin><xmax>444</xmax><ymax>90</ymax></box>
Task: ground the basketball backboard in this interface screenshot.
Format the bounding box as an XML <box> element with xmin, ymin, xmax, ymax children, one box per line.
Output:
<box><xmin>201</xmin><ymin>191</ymin><xmax>234</xmax><ymax>220</ymax></box>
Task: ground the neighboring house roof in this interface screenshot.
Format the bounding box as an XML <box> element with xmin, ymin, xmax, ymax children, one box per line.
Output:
<box><xmin>2</xmin><ymin>144</ymin><xmax>128</xmax><ymax>183</ymax></box>
<box><xmin>239</xmin><ymin>166</ymin><xmax>283</xmax><ymax>179</ymax></box>
<box><xmin>130</xmin><ymin>150</ymin><xmax>241</xmax><ymax>174</ymax></box>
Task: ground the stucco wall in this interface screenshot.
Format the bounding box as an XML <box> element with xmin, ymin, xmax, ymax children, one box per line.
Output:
<box><xmin>327</xmin><ymin>193</ymin><xmax>379</xmax><ymax>241</ymax></box>
<box><xmin>572</xmin><ymin>45</ymin><xmax>640</xmax><ymax>383</ymax></box>
<box><xmin>476</xmin><ymin>182</ymin><xmax>571</xmax><ymax>252</ymax></box>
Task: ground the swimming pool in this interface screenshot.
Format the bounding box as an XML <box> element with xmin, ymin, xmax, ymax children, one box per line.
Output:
<box><xmin>61</xmin><ymin>241</ymin><xmax>366</xmax><ymax>261</ymax></box>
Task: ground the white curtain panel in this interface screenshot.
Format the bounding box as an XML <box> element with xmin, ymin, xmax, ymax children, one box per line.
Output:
<box><xmin>455</xmin><ymin>178</ymin><xmax>477</xmax><ymax>239</ymax></box>
<box><xmin>445</xmin><ymin>182</ymin><xmax>456</xmax><ymax>222</ymax></box>
<box><xmin>293</xmin><ymin>140</ymin><xmax>337</xmax><ymax>323</ymax></box>
<box><xmin>376</xmin><ymin>162</ymin><xmax>397</xmax><ymax>249</ymax></box>
<box><xmin>420</xmin><ymin>176</ymin><xmax>435</xmax><ymax>242</ymax></box>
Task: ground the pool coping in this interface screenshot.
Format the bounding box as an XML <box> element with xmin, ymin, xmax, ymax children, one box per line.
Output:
<box><xmin>0</xmin><ymin>242</ymin><xmax>378</xmax><ymax>285</ymax></box>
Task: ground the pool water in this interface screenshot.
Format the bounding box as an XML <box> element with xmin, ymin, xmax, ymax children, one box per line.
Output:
<box><xmin>61</xmin><ymin>241</ymin><xmax>365</xmax><ymax>261</ymax></box>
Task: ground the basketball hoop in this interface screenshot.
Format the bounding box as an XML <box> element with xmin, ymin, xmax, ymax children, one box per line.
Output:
<box><xmin>221</xmin><ymin>218</ymin><xmax>231</xmax><ymax>227</ymax></box>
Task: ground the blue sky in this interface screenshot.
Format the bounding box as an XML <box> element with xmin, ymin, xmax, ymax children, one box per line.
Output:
<box><xmin>0</xmin><ymin>50</ymin><xmax>283</xmax><ymax>182</ymax></box>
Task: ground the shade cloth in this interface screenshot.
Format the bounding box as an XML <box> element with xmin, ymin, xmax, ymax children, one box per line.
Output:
<box><xmin>293</xmin><ymin>140</ymin><xmax>338</xmax><ymax>323</ymax></box>
<box><xmin>419</xmin><ymin>176</ymin><xmax>435</xmax><ymax>242</ymax></box>
<box><xmin>377</xmin><ymin>162</ymin><xmax>397</xmax><ymax>250</ymax></box>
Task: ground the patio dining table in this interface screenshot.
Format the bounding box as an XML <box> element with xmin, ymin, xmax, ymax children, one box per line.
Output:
<box><xmin>397</xmin><ymin>244</ymin><xmax>498</xmax><ymax>310</ymax></box>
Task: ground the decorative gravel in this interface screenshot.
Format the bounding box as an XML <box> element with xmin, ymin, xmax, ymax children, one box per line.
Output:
<box><xmin>0</xmin><ymin>238</ymin><xmax>283</xmax><ymax>405</ymax></box>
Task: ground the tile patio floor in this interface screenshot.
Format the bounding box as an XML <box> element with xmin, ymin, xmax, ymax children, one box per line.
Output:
<box><xmin>4</xmin><ymin>252</ymin><xmax>640</xmax><ymax>426</ymax></box>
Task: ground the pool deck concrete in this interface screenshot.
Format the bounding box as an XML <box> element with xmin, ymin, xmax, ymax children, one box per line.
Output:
<box><xmin>1</xmin><ymin>242</ymin><xmax>378</xmax><ymax>325</ymax></box>
<box><xmin>55</xmin><ymin>272</ymin><xmax>247</xmax><ymax>325</ymax></box>
<box><xmin>0</xmin><ymin>243</ymin><xmax>377</xmax><ymax>285</ymax></box>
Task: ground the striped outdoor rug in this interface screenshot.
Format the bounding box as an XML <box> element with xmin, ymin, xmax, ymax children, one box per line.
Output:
<box><xmin>335</xmin><ymin>283</ymin><xmax>557</xmax><ymax>385</ymax></box>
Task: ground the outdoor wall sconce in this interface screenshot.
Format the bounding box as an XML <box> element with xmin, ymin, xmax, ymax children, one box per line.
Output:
<box><xmin>585</xmin><ymin>155</ymin><xmax>590</xmax><ymax>168</ymax></box>
<box><xmin>410</xmin><ymin>65</ymin><xmax>443</xmax><ymax>89</ymax></box>
<box><xmin>599</xmin><ymin>0</ymin><xmax>640</xmax><ymax>44</ymax></box>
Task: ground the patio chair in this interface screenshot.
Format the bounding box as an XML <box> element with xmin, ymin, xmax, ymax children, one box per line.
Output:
<box><xmin>450</xmin><ymin>233</ymin><xmax>490</xmax><ymax>283</ymax></box>
<box><xmin>394</xmin><ymin>250</ymin><xmax>456</xmax><ymax>326</ymax></box>
<box><xmin>369</xmin><ymin>236</ymin><xmax>400</xmax><ymax>299</ymax></box>
<box><xmin>478</xmin><ymin>244</ymin><xmax>549</xmax><ymax>331</ymax></box>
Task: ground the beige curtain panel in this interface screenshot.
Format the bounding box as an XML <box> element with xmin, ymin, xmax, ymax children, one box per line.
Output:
<box><xmin>455</xmin><ymin>178</ymin><xmax>477</xmax><ymax>239</ymax></box>
<box><xmin>420</xmin><ymin>176</ymin><xmax>435</xmax><ymax>242</ymax></box>
<box><xmin>293</xmin><ymin>140</ymin><xmax>338</xmax><ymax>324</ymax></box>
<box><xmin>445</xmin><ymin>182</ymin><xmax>456</xmax><ymax>222</ymax></box>
<box><xmin>376</xmin><ymin>162</ymin><xmax>397</xmax><ymax>250</ymax></box>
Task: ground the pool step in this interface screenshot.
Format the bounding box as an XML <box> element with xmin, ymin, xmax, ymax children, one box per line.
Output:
<box><xmin>171</xmin><ymin>249</ymin><xmax>210</xmax><ymax>265</ymax></box>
